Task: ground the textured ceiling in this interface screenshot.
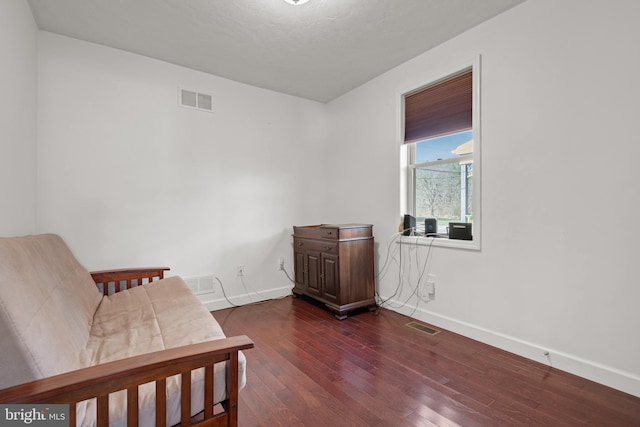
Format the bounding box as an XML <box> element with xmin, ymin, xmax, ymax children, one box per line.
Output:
<box><xmin>27</xmin><ymin>0</ymin><xmax>526</xmax><ymax>102</ymax></box>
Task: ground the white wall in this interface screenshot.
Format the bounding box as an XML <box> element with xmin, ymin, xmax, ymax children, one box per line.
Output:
<box><xmin>0</xmin><ymin>0</ymin><xmax>38</xmax><ymax>236</ymax></box>
<box><xmin>325</xmin><ymin>0</ymin><xmax>640</xmax><ymax>396</ymax></box>
<box><xmin>37</xmin><ymin>32</ymin><xmax>328</xmax><ymax>302</ymax></box>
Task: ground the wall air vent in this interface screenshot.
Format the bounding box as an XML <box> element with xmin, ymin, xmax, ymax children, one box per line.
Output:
<box><xmin>183</xmin><ymin>274</ymin><xmax>216</xmax><ymax>294</ymax></box>
<box><xmin>179</xmin><ymin>88</ymin><xmax>213</xmax><ymax>112</ymax></box>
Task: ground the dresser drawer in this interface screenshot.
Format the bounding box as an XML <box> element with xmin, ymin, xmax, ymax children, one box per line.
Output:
<box><xmin>321</xmin><ymin>224</ymin><xmax>372</xmax><ymax>240</ymax></box>
<box><xmin>320</xmin><ymin>227</ymin><xmax>339</xmax><ymax>239</ymax></box>
<box><xmin>294</xmin><ymin>238</ymin><xmax>338</xmax><ymax>254</ymax></box>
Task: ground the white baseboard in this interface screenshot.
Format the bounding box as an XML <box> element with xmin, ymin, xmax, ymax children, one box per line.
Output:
<box><xmin>196</xmin><ymin>286</ymin><xmax>640</xmax><ymax>398</ymax></box>
<box><xmin>197</xmin><ymin>286</ymin><xmax>292</xmax><ymax>312</ymax></box>
<box><xmin>383</xmin><ymin>298</ymin><xmax>640</xmax><ymax>398</ymax></box>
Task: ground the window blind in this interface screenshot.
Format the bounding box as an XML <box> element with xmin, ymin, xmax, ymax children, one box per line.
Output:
<box><xmin>404</xmin><ymin>68</ymin><xmax>472</xmax><ymax>144</ymax></box>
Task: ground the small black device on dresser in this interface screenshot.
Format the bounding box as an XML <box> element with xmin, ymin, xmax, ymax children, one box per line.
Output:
<box><xmin>448</xmin><ymin>222</ymin><xmax>472</xmax><ymax>240</ymax></box>
<box><xmin>403</xmin><ymin>214</ymin><xmax>416</xmax><ymax>236</ymax></box>
<box><xmin>424</xmin><ymin>218</ymin><xmax>438</xmax><ymax>236</ymax></box>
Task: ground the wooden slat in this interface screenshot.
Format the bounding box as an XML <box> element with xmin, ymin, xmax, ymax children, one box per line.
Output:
<box><xmin>97</xmin><ymin>395</ymin><xmax>109</xmax><ymax>427</ymax></box>
<box><xmin>69</xmin><ymin>402</ymin><xmax>76</xmax><ymax>427</ymax></box>
<box><xmin>227</xmin><ymin>352</ymin><xmax>239</xmax><ymax>427</ymax></box>
<box><xmin>181</xmin><ymin>371</ymin><xmax>191</xmax><ymax>425</ymax></box>
<box><xmin>155</xmin><ymin>379</ymin><xmax>166</xmax><ymax>427</ymax></box>
<box><xmin>204</xmin><ymin>365</ymin><xmax>214</xmax><ymax>419</ymax></box>
<box><xmin>127</xmin><ymin>386</ymin><xmax>138</xmax><ymax>427</ymax></box>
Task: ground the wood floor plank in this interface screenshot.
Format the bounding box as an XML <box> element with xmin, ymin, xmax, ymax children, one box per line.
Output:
<box><xmin>213</xmin><ymin>296</ymin><xmax>640</xmax><ymax>426</ymax></box>
<box><xmin>277</xmin><ymin>336</ymin><xmax>413</xmax><ymax>424</ymax></box>
<box><xmin>291</xmin><ymin>330</ymin><xmax>497</xmax><ymax>426</ymax></box>
<box><xmin>305</xmin><ymin>312</ymin><xmax>535</xmax><ymax>425</ymax></box>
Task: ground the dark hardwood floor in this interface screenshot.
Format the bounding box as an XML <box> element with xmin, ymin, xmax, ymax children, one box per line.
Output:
<box><xmin>212</xmin><ymin>296</ymin><xmax>640</xmax><ymax>426</ymax></box>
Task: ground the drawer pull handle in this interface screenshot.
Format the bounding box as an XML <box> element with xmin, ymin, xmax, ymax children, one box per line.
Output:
<box><xmin>298</xmin><ymin>241</ymin><xmax>303</xmax><ymax>246</ymax></box>
<box><xmin>324</xmin><ymin>246</ymin><xmax>332</xmax><ymax>251</ymax></box>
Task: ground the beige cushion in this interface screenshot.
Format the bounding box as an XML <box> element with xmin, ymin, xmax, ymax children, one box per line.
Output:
<box><xmin>0</xmin><ymin>234</ymin><xmax>102</xmax><ymax>388</ymax></box>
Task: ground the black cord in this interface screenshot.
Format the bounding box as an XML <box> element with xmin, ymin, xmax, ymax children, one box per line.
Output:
<box><xmin>280</xmin><ymin>266</ymin><xmax>296</xmax><ymax>283</ymax></box>
<box><xmin>375</xmin><ymin>233</ymin><xmax>436</xmax><ymax>315</ymax></box>
<box><xmin>375</xmin><ymin>232</ymin><xmax>408</xmax><ymax>313</ymax></box>
<box><xmin>216</xmin><ymin>275</ymin><xmax>291</xmax><ymax>309</ymax></box>
<box><xmin>215</xmin><ymin>275</ymin><xmax>240</xmax><ymax>307</ymax></box>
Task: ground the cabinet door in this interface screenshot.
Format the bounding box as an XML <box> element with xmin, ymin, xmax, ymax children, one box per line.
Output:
<box><xmin>306</xmin><ymin>251</ymin><xmax>322</xmax><ymax>297</ymax></box>
<box><xmin>321</xmin><ymin>253</ymin><xmax>339</xmax><ymax>304</ymax></box>
<box><xmin>294</xmin><ymin>249</ymin><xmax>306</xmax><ymax>288</ymax></box>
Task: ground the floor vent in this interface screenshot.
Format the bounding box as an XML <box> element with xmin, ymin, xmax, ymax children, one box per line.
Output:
<box><xmin>406</xmin><ymin>321</ymin><xmax>440</xmax><ymax>335</ymax></box>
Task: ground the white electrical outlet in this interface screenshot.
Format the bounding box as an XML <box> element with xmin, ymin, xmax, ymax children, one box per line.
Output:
<box><xmin>278</xmin><ymin>257</ymin><xmax>284</xmax><ymax>270</ymax></box>
<box><xmin>426</xmin><ymin>274</ymin><xmax>436</xmax><ymax>295</ymax></box>
<box><xmin>425</xmin><ymin>282</ymin><xmax>435</xmax><ymax>295</ymax></box>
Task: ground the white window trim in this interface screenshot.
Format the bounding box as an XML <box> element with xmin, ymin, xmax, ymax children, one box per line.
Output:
<box><xmin>397</xmin><ymin>55</ymin><xmax>482</xmax><ymax>251</ymax></box>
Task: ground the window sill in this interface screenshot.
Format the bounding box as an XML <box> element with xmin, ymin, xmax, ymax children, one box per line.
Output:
<box><xmin>398</xmin><ymin>235</ymin><xmax>480</xmax><ymax>251</ymax></box>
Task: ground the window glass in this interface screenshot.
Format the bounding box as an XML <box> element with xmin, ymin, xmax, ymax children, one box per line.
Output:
<box><xmin>412</xmin><ymin>130</ymin><xmax>473</xmax><ymax>233</ymax></box>
<box><xmin>415</xmin><ymin>130</ymin><xmax>473</xmax><ymax>163</ymax></box>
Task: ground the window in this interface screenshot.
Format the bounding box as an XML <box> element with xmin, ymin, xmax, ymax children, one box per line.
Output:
<box><xmin>400</xmin><ymin>59</ymin><xmax>480</xmax><ymax>248</ymax></box>
<box><xmin>412</xmin><ymin>130</ymin><xmax>473</xmax><ymax>232</ymax></box>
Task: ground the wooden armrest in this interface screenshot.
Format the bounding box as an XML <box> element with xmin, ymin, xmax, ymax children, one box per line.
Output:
<box><xmin>91</xmin><ymin>267</ymin><xmax>170</xmax><ymax>295</ymax></box>
<box><xmin>0</xmin><ymin>335</ymin><xmax>253</xmax><ymax>403</ymax></box>
<box><xmin>0</xmin><ymin>335</ymin><xmax>254</xmax><ymax>426</ymax></box>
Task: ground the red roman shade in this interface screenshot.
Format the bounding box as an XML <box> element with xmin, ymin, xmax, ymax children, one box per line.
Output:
<box><xmin>404</xmin><ymin>68</ymin><xmax>472</xmax><ymax>144</ymax></box>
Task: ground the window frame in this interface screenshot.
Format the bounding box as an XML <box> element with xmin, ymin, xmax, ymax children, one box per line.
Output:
<box><xmin>398</xmin><ymin>56</ymin><xmax>482</xmax><ymax>250</ymax></box>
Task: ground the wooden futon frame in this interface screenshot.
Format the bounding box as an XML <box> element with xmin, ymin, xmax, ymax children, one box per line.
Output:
<box><xmin>0</xmin><ymin>268</ymin><xmax>253</xmax><ymax>427</ymax></box>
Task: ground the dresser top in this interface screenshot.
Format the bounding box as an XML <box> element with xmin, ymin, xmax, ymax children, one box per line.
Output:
<box><xmin>296</xmin><ymin>223</ymin><xmax>371</xmax><ymax>229</ymax></box>
<box><xmin>293</xmin><ymin>224</ymin><xmax>373</xmax><ymax>240</ymax></box>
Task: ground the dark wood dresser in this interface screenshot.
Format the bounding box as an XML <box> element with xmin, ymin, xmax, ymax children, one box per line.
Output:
<box><xmin>292</xmin><ymin>224</ymin><xmax>376</xmax><ymax>319</ymax></box>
